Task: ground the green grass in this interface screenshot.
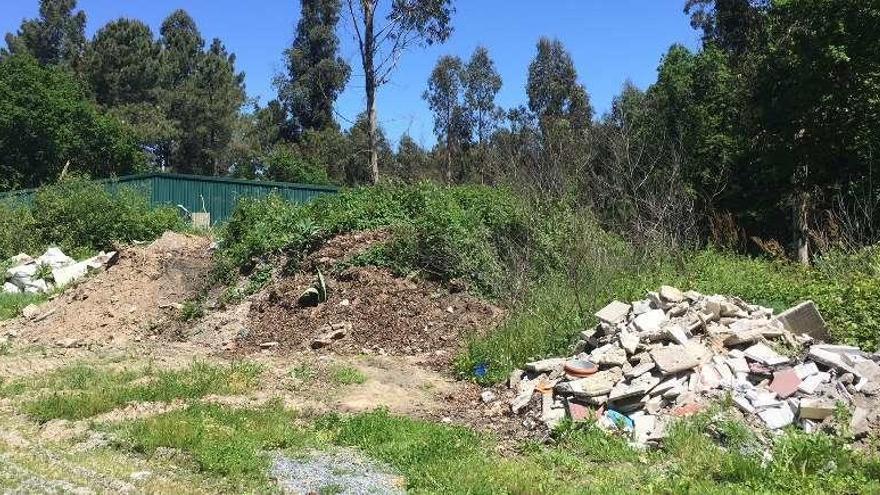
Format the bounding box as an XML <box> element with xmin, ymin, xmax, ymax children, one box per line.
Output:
<box><xmin>0</xmin><ymin>361</ymin><xmax>263</xmax><ymax>422</ymax></box>
<box><xmin>108</xmin><ymin>402</ymin><xmax>880</xmax><ymax>494</ymax></box>
<box><xmin>116</xmin><ymin>402</ymin><xmax>320</xmax><ymax>490</ymax></box>
<box><xmin>0</xmin><ymin>292</ymin><xmax>46</xmax><ymax>321</ymax></box>
<box><xmin>327</xmin><ymin>365</ymin><xmax>367</xmax><ymax>386</ymax></box>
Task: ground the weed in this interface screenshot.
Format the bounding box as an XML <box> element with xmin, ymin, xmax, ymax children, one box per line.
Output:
<box><xmin>0</xmin><ymin>292</ymin><xmax>45</xmax><ymax>322</ymax></box>
<box><xmin>327</xmin><ymin>365</ymin><xmax>366</xmax><ymax>386</ymax></box>
<box><xmin>179</xmin><ymin>298</ymin><xmax>205</xmax><ymax>322</ymax></box>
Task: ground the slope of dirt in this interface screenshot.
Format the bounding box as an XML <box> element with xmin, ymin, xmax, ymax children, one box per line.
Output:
<box><xmin>242</xmin><ymin>230</ymin><xmax>504</xmax><ymax>366</ymax></box>
<box><xmin>8</xmin><ymin>232</ymin><xmax>212</xmax><ymax>347</ymax></box>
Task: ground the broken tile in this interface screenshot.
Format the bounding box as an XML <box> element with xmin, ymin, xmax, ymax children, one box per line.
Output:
<box><xmin>596</xmin><ymin>300</ymin><xmax>632</xmax><ymax>324</ymax></box>
<box><xmin>744</xmin><ymin>342</ymin><xmax>789</xmax><ymax>366</ymax></box>
<box><xmin>770</xmin><ymin>369</ymin><xmax>801</xmax><ymax>399</ymax></box>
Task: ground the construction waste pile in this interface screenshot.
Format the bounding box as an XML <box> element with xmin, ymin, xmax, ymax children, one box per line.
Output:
<box><xmin>3</xmin><ymin>248</ymin><xmax>117</xmax><ymax>295</ymax></box>
<box><xmin>507</xmin><ymin>286</ymin><xmax>880</xmax><ymax>446</ymax></box>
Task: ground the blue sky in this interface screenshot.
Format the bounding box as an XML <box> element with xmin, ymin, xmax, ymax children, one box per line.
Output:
<box><xmin>3</xmin><ymin>0</ymin><xmax>700</xmax><ymax>147</ymax></box>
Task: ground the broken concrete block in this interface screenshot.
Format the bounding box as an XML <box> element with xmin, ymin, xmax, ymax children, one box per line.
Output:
<box><xmin>798</xmin><ymin>398</ymin><xmax>835</xmax><ymax>420</ymax></box>
<box><xmin>794</xmin><ymin>362</ymin><xmax>819</xmax><ymax>380</ymax></box>
<box><xmin>770</xmin><ymin>369</ymin><xmax>801</xmax><ymax>399</ymax></box>
<box><xmin>808</xmin><ymin>346</ymin><xmax>860</xmax><ymax>376</ymax></box>
<box><xmin>20</xmin><ymin>304</ymin><xmax>40</xmax><ymax>320</ymax></box>
<box><xmin>624</xmin><ymin>360</ymin><xmax>655</xmax><ymax>379</ymax></box>
<box><xmin>727</xmin><ymin>356</ymin><xmax>750</xmax><ymax>374</ymax></box>
<box><xmin>758</xmin><ymin>405</ymin><xmax>795</xmax><ymax>429</ymax></box>
<box><xmin>3</xmin><ymin>282</ymin><xmax>20</xmax><ymax>294</ymax></box>
<box><xmin>797</xmin><ymin>371</ymin><xmax>829</xmax><ymax>394</ymax></box>
<box><xmin>744</xmin><ymin>342</ymin><xmax>789</xmax><ymax>366</ymax></box>
<box><xmin>632</xmin><ymin>414</ymin><xmax>658</xmax><ymax>445</ymax></box>
<box><xmin>619</xmin><ymin>331</ymin><xmax>639</xmax><ymax>355</ymax></box>
<box><xmin>562</xmin><ymin>368</ymin><xmax>624</xmax><ymax>398</ymax></box>
<box><xmin>851</xmin><ymin>407</ymin><xmax>871</xmax><ymax>438</ymax></box>
<box><xmin>775</xmin><ymin>301</ymin><xmax>828</xmax><ymax>341</ymax></box>
<box><xmin>666</xmin><ymin>324</ymin><xmax>689</xmax><ymax>345</ymax></box>
<box><xmin>633</xmin><ymin>309</ymin><xmax>667</xmax><ymax>334</ymax></box>
<box><xmin>651</xmin><ymin>376</ymin><xmax>684</xmax><ymax>396</ymax></box>
<box><xmin>609</xmin><ymin>374</ymin><xmax>660</xmax><ymax>402</ymax></box>
<box><xmin>651</xmin><ymin>345</ymin><xmax>700</xmax><ymax>374</ymax></box>
<box><xmin>698</xmin><ymin>364</ymin><xmax>723</xmax><ymax>390</ymax></box>
<box><xmin>596</xmin><ymin>300</ymin><xmax>631</xmax><ymax>324</ymax></box>
<box><xmin>595</xmin><ymin>346</ymin><xmax>628</xmax><ymax>367</ymax></box>
<box><xmin>659</xmin><ymin>285</ymin><xmax>684</xmax><ymax>303</ymax></box>
<box><xmin>525</xmin><ymin>358</ymin><xmax>565</xmax><ymax>374</ymax></box>
<box><xmin>51</xmin><ymin>261</ymin><xmax>89</xmax><ymax>288</ymax></box>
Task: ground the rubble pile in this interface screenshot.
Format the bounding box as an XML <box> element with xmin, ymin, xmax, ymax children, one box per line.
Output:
<box><xmin>506</xmin><ymin>286</ymin><xmax>880</xmax><ymax>446</ymax></box>
<box><xmin>3</xmin><ymin>248</ymin><xmax>117</xmax><ymax>295</ymax></box>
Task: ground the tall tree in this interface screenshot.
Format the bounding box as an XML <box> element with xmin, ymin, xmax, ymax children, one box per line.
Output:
<box><xmin>343</xmin><ymin>0</ymin><xmax>454</xmax><ymax>184</ymax></box>
<box><xmin>526</xmin><ymin>37</ymin><xmax>592</xmax><ymax>129</ymax></box>
<box><xmin>84</xmin><ymin>19</ymin><xmax>160</xmax><ymax>107</ymax></box>
<box><xmin>684</xmin><ymin>0</ymin><xmax>768</xmax><ymax>57</ymax></box>
<box><xmin>394</xmin><ymin>134</ymin><xmax>429</xmax><ymax>181</ymax></box>
<box><xmin>277</xmin><ymin>0</ymin><xmax>351</xmax><ymax>137</ymax></box>
<box><xmin>464</xmin><ymin>46</ymin><xmax>502</xmax><ymax>145</ymax></box>
<box><xmin>2</xmin><ymin>0</ymin><xmax>86</xmax><ymax>68</ymax></box>
<box><xmin>424</xmin><ymin>55</ymin><xmax>467</xmax><ymax>183</ymax></box>
<box><xmin>159</xmin><ymin>10</ymin><xmax>204</xmax><ymax>89</ymax></box>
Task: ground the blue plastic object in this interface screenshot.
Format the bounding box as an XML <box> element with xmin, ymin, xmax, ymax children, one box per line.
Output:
<box><xmin>604</xmin><ymin>410</ymin><xmax>634</xmax><ymax>431</ymax></box>
<box><xmin>473</xmin><ymin>363</ymin><xmax>489</xmax><ymax>378</ymax></box>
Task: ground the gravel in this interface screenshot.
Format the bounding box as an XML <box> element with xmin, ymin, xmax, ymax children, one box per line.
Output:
<box><xmin>272</xmin><ymin>449</ymin><xmax>405</xmax><ymax>495</ymax></box>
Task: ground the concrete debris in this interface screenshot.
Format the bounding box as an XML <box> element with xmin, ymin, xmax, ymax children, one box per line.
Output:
<box><xmin>310</xmin><ymin>322</ymin><xmax>350</xmax><ymax>349</ymax></box>
<box><xmin>3</xmin><ymin>248</ymin><xmax>116</xmax><ymax>296</ymax></box>
<box><xmin>505</xmin><ymin>286</ymin><xmax>879</xmax><ymax>447</ymax></box>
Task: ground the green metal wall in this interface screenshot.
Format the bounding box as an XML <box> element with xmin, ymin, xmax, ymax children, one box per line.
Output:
<box><xmin>0</xmin><ymin>173</ymin><xmax>338</xmax><ymax>224</ymax></box>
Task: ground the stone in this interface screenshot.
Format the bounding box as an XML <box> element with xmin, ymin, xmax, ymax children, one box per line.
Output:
<box><xmin>310</xmin><ymin>324</ymin><xmax>348</xmax><ymax>349</ymax></box>
<box><xmin>542</xmin><ymin>407</ymin><xmax>566</xmax><ymax>430</ymax></box>
<box><xmin>632</xmin><ymin>300</ymin><xmax>652</xmax><ymax>315</ymax></box>
<box><xmin>619</xmin><ymin>331</ymin><xmax>639</xmax><ymax>355</ymax></box>
<box><xmin>563</xmin><ymin>368</ymin><xmax>624</xmax><ymax>397</ymax></box>
<box><xmin>733</xmin><ymin>395</ymin><xmax>756</xmax><ymax>414</ymax></box>
<box><xmin>808</xmin><ymin>346</ymin><xmax>860</xmax><ymax>376</ymax></box>
<box><xmin>770</xmin><ymin>369</ymin><xmax>801</xmax><ymax>399</ymax></box>
<box><xmin>723</xmin><ymin>329</ymin><xmax>764</xmax><ymax>346</ymax></box>
<box><xmin>794</xmin><ymin>362</ymin><xmax>819</xmax><ymax>380</ymax></box>
<box><xmin>595</xmin><ymin>346</ymin><xmax>628</xmax><ymax>367</ymax></box>
<box><xmin>798</xmin><ymin>372</ymin><xmax>829</xmax><ymax>394</ymax></box>
<box><xmin>666</xmin><ymin>324</ymin><xmax>689</xmax><ymax>345</ymax></box>
<box><xmin>775</xmin><ymin>301</ymin><xmax>828</xmax><ymax>341</ymax></box>
<box><xmin>798</xmin><ymin>398</ymin><xmax>835</xmax><ymax>420</ymax></box>
<box><xmin>480</xmin><ymin>391</ymin><xmax>497</xmax><ymax>404</ymax></box>
<box><xmin>2</xmin><ymin>282</ymin><xmax>19</xmax><ymax>294</ymax></box>
<box><xmin>632</xmin><ymin>414</ymin><xmax>658</xmax><ymax>444</ymax></box>
<box><xmin>744</xmin><ymin>342</ymin><xmax>789</xmax><ymax>366</ymax></box>
<box><xmin>52</xmin><ymin>261</ymin><xmax>89</xmax><ymax>288</ymax></box>
<box><xmin>684</xmin><ymin>290</ymin><xmax>703</xmax><ymax>301</ymax></box>
<box><xmin>511</xmin><ymin>379</ymin><xmax>537</xmax><ymax>414</ymax></box>
<box><xmin>259</xmin><ymin>341</ymin><xmax>279</xmax><ymax>349</ymax></box>
<box><xmin>659</xmin><ymin>285</ymin><xmax>685</xmax><ymax>303</ymax></box>
<box><xmin>758</xmin><ymin>405</ymin><xmax>795</xmax><ymax>429</ymax></box>
<box><xmin>525</xmin><ymin>358</ymin><xmax>565</xmax><ymax>374</ymax></box>
<box><xmin>624</xmin><ymin>360</ymin><xmax>655</xmax><ymax>379</ymax></box>
<box><xmin>851</xmin><ymin>407</ymin><xmax>871</xmax><ymax>437</ymax></box>
<box><xmin>55</xmin><ymin>337</ymin><xmax>79</xmax><ymax>348</ymax></box>
<box><xmin>21</xmin><ymin>304</ymin><xmax>40</xmax><ymax>319</ymax></box>
<box><xmin>651</xmin><ymin>376</ymin><xmax>684</xmax><ymax>396</ymax></box>
<box><xmin>508</xmin><ymin>369</ymin><xmax>523</xmax><ymax>389</ymax></box>
<box><xmin>596</xmin><ymin>300</ymin><xmax>632</xmax><ymax>324</ymax></box>
<box><xmin>633</xmin><ymin>309</ymin><xmax>668</xmax><ymax>334</ymax></box>
<box><xmin>651</xmin><ymin>345</ymin><xmax>700</xmax><ymax>374</ymax></box>
<box><xmin>727</xmin><ymin>356</ymin><xmax>750</xmax><ymax>374</ymax></box>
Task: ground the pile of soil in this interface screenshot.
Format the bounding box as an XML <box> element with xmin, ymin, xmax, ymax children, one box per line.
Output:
<box><xmin>10</xmin><ymin>232</ymin><xmax>212</xmax><ymax>346</ymax></box>
<box><xmin>242</xmin><ymin>230</ymin><xmax>505</xmax><ymax>366</ymax></box>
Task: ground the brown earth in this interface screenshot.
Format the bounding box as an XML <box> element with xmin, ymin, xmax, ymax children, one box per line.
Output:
<box><xmin>7</xmin><ymin>232</ymin><xmax>213</xmax><ymax>347</ymax></box>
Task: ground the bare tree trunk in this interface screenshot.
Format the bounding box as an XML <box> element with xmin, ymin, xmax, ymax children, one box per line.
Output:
<box><xmin>795</xmin><ymin>190</ymin><xmax>810</xmax><ymax>265</ymax></box>
<box><xmin>362</xmin><ymin>2</ymin><xmax>379</xmax><ymax>185</ymax></box>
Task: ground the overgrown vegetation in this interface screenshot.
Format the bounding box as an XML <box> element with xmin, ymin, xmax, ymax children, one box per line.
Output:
<box><xmin>0</xmin><ymin>292</ymin><xmax>45</xmax><ymax>321</ymax></box>
<box><xmin>217</xmin><ymin>182</ymin><xmax>565</xmax><ymax>297</ymax></box>
<box><xmin>0</xmin><ymin>175</ymin><xmax>184</xmax><ymax>260</ymax></box>
<box><xmin>0</xmin><ymin>361</ymin><xmax>262</xmax><ymax>422</ymax></box>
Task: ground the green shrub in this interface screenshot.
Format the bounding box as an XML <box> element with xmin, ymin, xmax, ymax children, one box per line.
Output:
<box><xmin>0</xmin><ymin>201</ymin><xmax>38</xmax><ymax>259</ymax></box>
<box><xmin>264</xmin><ymin>144</ymin><xmax>333</xmax><ymax>186</ymax></box>
<box><xmin>218</xmin><ymin>182</ymin><xmax>564</xmax><ymax>297</ymax></box>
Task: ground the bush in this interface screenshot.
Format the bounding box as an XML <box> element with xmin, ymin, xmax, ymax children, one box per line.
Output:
<box><xmin>218</xmin><ymin>182</ymin><xmax>564</xmax><ymax>297</ymax></box>
<box><xmin>263</xmin><ymin>144</ymin><xmax>333</xmax><ymax>186</ymax></box>
<box><xmin>0</xmin><ymin>175</ymin><xmax>185</xmax><ymax>260</ymax></box>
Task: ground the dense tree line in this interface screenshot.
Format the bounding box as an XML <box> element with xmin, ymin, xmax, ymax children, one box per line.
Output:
<box><xmin>2</xmin><ymin>0</ymin><xmax>878</xmax><ymax>260</ymax></box>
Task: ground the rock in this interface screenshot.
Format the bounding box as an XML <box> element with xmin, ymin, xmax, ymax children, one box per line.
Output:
<box><xmin>666</xmin><ymin>324</ymin><xmax>689</xmax><ymax>345</ymax></box>
<box><xmin>2</xmin><ymin>282</ymin><xmax>20</xmax><ymax>294</ymax></box>
<box><xmin>633</xmin><ymin>309</ymin><xmax>667</xmax><ymax>334</ymax></box>
<box><xmin>525</xmin><ymin>358</ymin><xmax>565</xmax><ymax>374</ymax></box>
<box><xmin>480</xmin><ymin>391</ymin><xmax>497</xmax><ymax>404</ymax></box>
<box><xmin>808</xmin><ymin>346</ymin><xmax>860</xmax><ymax>376</ymax></box>
<box><xmin>310</xmin><ymin>324</ymin><xmax>348</xmax><ymax>349</ymax></box>
<box><xmin>619</xmin><ymin>331</ymin><xmax>639</xmax><ymax>355</ymax></box>
<box><xmin>259</xmin><ymin>341</ymin><xmax>279</xmax><ymax>349</ymax></box>
<box><xmin>21</xmin><ymin>304</ymin><xmax>40</xmax><ymax>319</ymax></box>
<box><xmin>632</xmin><ymin>413</ymin><xmax>658</xmax><ymax>444</ymax></box>
<box><xmin>130</xmin><ymin>471</ymin><xmax>152</xmax><ymax>482</ymax></box>
<box><xmin>508</xmin><ymin>369</ymin><xmax>523</xmax><ymax>389</ymax></box>
<box><xmin>595</xmin><ymin>300</ymin><xmax>632</xmax><ymax>324</ymax></box>
<box><xmin>55</xmin><ymin>337</ymin><xmax>79</xmax><ymax>348</ymax></box>
<box><xmin>542</xmin><ymin>407</ymin><xmax>566</xmax><ymax>430</ymax></box>
<box><xmin>52</xmin><ymin>261</ymin><xmax>89</xmax><ymax>288</ymax></box>
<box><xmin>632</xmin><ymin>300</ymin><xmax>652</xmax><ymax>315</ymax></box>
<box><xmin>594</xmin><ymin>346</ymin><xmax>628</xmax><ymax>367</ymax></box>
<box><xmin>659</xmin><ymin>285</ymin><xmax>684</xmax><ymax>303</ymax></box>
<box><xmin>798</xmin><ymin>398</ymin><xmax>835</xmax><ymax>420</ymax></box>
<box><xmin>562</xmin><ymin>368</ymin><xmax>624</xmax><ymax>397</ymax></box>
<box><xmin>794</xmin><ymin>362</ymin><xmax>819</xmax><ymax>380</ymax></box>
<box><xmin>758</xmin><ymin>405</ymin><xmax>795</xmax><ymax>429</ymax></box>
<box><xmin>798</xmin><ymin>371</ymin><xmax>829</xmax><ymax>394</ymax></box>
<box><xmin>651</xmin><ymin>345</ymin><xmax>699</xmax><ymax>374</ymax></box>
<box><xmin>744</xmin><ymin>342</ymin><xmax>789</xmax><ymax>366</ymax></box>
<box><xmin>775</xmin><ymin>301</ymin><xmax>828</xmax><ymax>341</ymax></box>
<box><xmin>851</xmin><ymin>407</ymin><xmax>871</xmax><ymax>437</ymax></box>
<box><xmin>624</xmin><ymin>360</ymin><xmax>655</xmax><ymax>379</ymax></box>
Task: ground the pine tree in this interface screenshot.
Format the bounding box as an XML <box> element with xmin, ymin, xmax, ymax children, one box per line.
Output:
<box><xmin>2</xmin><ymin>0</ymin><xmax>86</xmax><ymax>68</ymax></box>
<box><xmin>276</xmin><ymin>0</ymin><xmax>350</xmax><ymax>137</ymax></box>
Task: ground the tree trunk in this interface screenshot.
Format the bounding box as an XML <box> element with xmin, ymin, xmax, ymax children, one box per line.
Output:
<box><xmin>362</xmin><ymin>1</ymin><xmax>379</xmax><ymax>185</ymax></box>
<box><xmin>794</xmin><ymin>190</ymin><xmax>810</xmax><ymax>265</ymax></box>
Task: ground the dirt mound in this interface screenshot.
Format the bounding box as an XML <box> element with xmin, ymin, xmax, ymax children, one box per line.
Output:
<box><xmin>10</xmin><ymin>232</ymin><xmax>212</xmax><ymax>346</ymax></box>
<box><xmin>246</xmin><ymin>266</ymin><xmax>503</xmax><ymax>365</ymax></box>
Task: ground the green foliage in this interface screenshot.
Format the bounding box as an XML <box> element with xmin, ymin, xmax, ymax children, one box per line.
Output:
<box><xmin>2</xmin><ymin>0</ymin><xmax>87</xmax><ymax>67</ymax></box>
<box><xmin>218</xmin><ymin>182</ymin><xmax>562</xmax><ymax>297</ymax></box>
<box><xmin>1</xmin><ymin>361</ymin><xmax>262</xmax><ymax>422</ymax></box>
<box><xmin>264</xmin><ymin>144</ymin><xmax>333</xmax><ymax>185</ymax></box>
<box><xmin>526</xmin><ymin>37</ymin><xmax>592</xmax><ymax>129</ymax></box>
<box><xmin>0</xmin><ymin>175</ymin><xmax>184</xmax><ymax>259</ymax></box>
<box><xmin>117</xmin><ymin>402</ymin><xmax>317</xmax><ymax>487</ymax></box>
<box><xmin>0</xmin><ymin>55</ymin><xmax>145</xmax><ymax>191</ymax></box>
